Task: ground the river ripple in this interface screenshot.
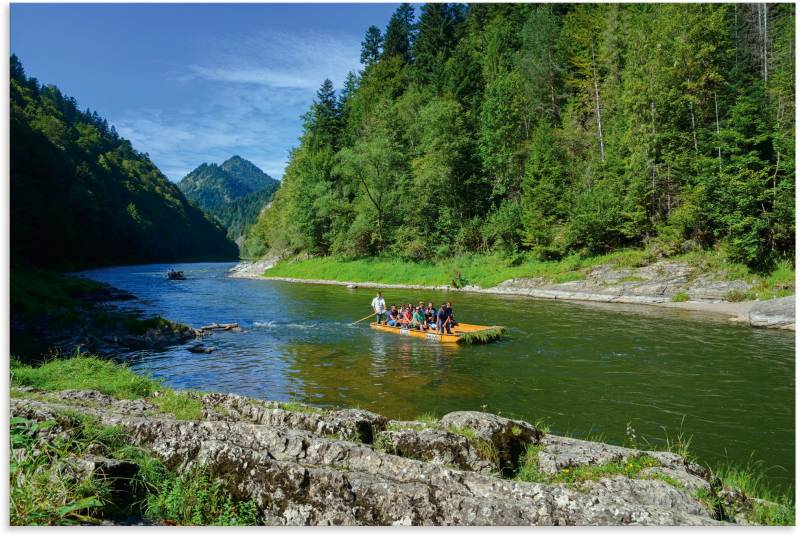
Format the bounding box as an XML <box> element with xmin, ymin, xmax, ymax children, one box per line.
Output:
<box><xmin>78</xmin><ymin>262</ymin><xmax>795</xmax><ymax>494</ymax></box>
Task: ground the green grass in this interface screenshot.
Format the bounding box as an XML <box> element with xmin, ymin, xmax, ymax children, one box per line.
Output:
<box><xmin>459</xmin><ymin>326</ymin><xmax>505</xmax><ymax>344</ymax></box>
<box><xmin>277</xmin><ymin>400</ymin><xmax>324</xmax><ymax>415</ymax></box>
<box><xmin>264</xmin><ymin>250</ymin><xmax>655</xmax><ymax>289</ymax></box>
<box><xmin>515</xmin><ymin>446</ymin><xmax>662</xmax><ymax>486</ymax></box>
<box><xmin>11</xmin><ymin>268</ymin><xmax>108</xmax><ymax>316</ymax></box>
<box><xmin>712</xmin><ymin>461</ymin><xmax>796</xmax><ymax>526</ymax></box>
<box><xmin>746</xmin><ymin>259</ymin><xmax>796</xmax><ymax>300</ymax></box>
<box><xmin>414</xmin><ymin>413</ymin><xmax>439</xmax><ymax>426</ymax></box>
<box><xmin>11</xmin><ymin>353</ymin><xmax>204</xmax><ymax>421</ymax></box>
<box><xmin>10</xmin><ymin>413</ymin><xmax>259</xmax><ymax>525</ymax></box>
<box><xmin>385</xmin><ymin>421</ymin><xmax>428</xmax><ymax>432</ymax></box>
<box><xmin>151</xmin><ymin>391</ymin><xmax>204</xmax><ymax>421</ymax></box>
<box><xmin>671</xmin><ymin>291</ymin><xmax>690</xmax><ymax>302</ymax></box>
<box><xmin>11</xmin><ymin>353</ymin><xmax>159</xmax><ymax>400</ymax></box>
<box><xmin>263</xmin><ymin>249</ymin><xmax>794</xmax><ymax>299</ymax></box>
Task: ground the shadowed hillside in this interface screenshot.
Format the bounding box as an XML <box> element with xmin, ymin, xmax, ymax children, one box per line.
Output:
<box><xmin>10</xmin><ymin>55</ymin><xmax>238</xmax><ymax>269</ymax></box>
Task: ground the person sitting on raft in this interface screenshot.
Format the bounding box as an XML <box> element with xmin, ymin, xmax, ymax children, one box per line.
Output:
<box><xmin>401</xmin><ymin>305</ymin><xmax>413</xmax><ymax>328</ymax></box>
<box><xmin>411</xmin><ymin>306</ymin><xmax>426</xmax><ymax>331</ymax></box>
<box><xmin>387</xmin><ymin>305</ymin><xmax>399</xmax><ymax>326</ymax></box>
<box><xmin>425</xmin><ymin>302</ymin><xmax>437</xmax><ymax>329</ymax></box>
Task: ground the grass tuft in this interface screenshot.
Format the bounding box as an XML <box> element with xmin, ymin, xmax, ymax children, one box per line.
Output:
<box><xmin>152</xmin><ymin>391</ymin><xmax>204</xmax><ymax>421</ymax></box>
<box><xmin>671</xmin><ymin>291</ymin><xmax>690</xmax><ymax>303</ymax></box>
<box><xmin>11</xmin><ymin>353</ymin><xmax>204</xmax><ymax>421</ymax></box>
<box><xmin>11</xmin><ymin>352</ymin><xmax>159</xmax><ymax>400</ymax></box>
<box><xmin>459</xmin><ymin>326</ymin><xmax>505</xmax><ymax>344</ymax></box>
<box><xmin>10</xmin><ymin>413</ymin><xmax>260</xmax><ymax>526</ymax></box>
<box><xmin>277</xmin><ymin>400</ymin><xmax>324</xmax><ymax>415</ymax></box>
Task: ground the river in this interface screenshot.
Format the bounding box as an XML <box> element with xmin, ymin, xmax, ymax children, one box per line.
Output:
<box><xmin>78</xmin><ymin>262</ymin><xmax>795</xmax><ymax>495</ymax></box>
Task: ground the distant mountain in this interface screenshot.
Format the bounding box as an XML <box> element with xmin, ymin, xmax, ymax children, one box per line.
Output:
<box><xmin>10</xmin><ymin>55</ymin><xmax>238</xmax><ymax>269</ymax></box>
<box><xmin>178</xmin><ymin>156</ymin><xmax>279</xmax><ymax>243</ymax></box>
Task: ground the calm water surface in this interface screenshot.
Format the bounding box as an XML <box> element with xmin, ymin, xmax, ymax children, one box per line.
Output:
<box><xmin>78</xmin><ymin>262</ymin><xmax>795</xmax><ymax>494</ymax></box>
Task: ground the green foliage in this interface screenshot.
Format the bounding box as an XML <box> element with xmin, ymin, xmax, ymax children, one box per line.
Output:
<box><xmin>11</xmin><ymin>353</ymin><xmax>159</xmax><ymax>400</ymax></box>
<box><xmin>458</xmin><ymin>326</ymin><xmax>505</xmax><ymax>345</ymax></box>
<box><xmin>143</xmin><ymin>466</ymin><xmax>259</xmax><ymax>526</ymax></box>
<box><xmin>277</xmin><ymin>400</ymin><xmax>324</xmax><ymax>415</ymax></box>
<box><xmin>10</xmin><ymin>55</ymin><xmax>238</xmax><ymax>269</ymax></box>
<box><xmin>413</xmin><ymin>413</ymin><xmax>439</xmax><ymax>426</ymax></box>
<box><xmin>245</xmin><ymin>4</ymin><xmax>794</xmax><ymax>273</ymax></box>
<box><xmin>263</xmin><ymin>249</ymin><xmax>790</xmax><ymax>299</ymax></box>
<box><xmin>710</xmin><ymin>459</ymin><xmax>796</xmax><ymax>526</ymax></box>
<box><xmin>152</xmin><ymin>391</ymin><xmax>204</xmax><ymax>421</ymax></box>
<box><xmin>10</xmin><ymin>269</ymin><xmax>106</xmax><ymax>316</ymax></box>
<box><xmin>671</xmin><ymin>291</ymin><xmax>690</xmax><ymax>303</ymax></box>
<box><xmin>10</xmin><ymin>413</ymin><xmax>260</xmax><ymax>526</ymax></box>
<box><xmin>516</xmin><ymin>448</ymin><xmax>662</xmax><ymax>486</ymax></box>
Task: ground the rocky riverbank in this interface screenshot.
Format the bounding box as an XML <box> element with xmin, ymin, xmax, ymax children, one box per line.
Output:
<box><xmin>230</xmin><ymin>260</ymin><xmax>795</xmax><ymax>330</ymax></box>
<box><xmin>10</xmin><ymin>271</ymin><xmax>200</xmax><ymax>361</ymax></box>
<box><xmin>10</xmin><ymin>384</ymin><xmax>788</xmax><ymax>526</ymax></box>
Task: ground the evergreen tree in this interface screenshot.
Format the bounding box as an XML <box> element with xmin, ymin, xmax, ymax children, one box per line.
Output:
<box><xmin>360</xmin><ymin>25</ymin><xmax>383</xmax><ymax>66</ymax></box>
<box><xmin>383</xmin><ymin>3</ymin><xmax>416</xmax><ymax>62</ymax></box>
<box><xmin>245</xmin><ymin>3</ymin><xmax>794</xmax><ymax>270</ymax></box>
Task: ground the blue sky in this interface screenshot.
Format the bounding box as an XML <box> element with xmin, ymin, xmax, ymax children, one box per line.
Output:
<box><xmin>11</xmin><ymin>3</ymin><xmax>403</xmax><ymax>180</ymax></box>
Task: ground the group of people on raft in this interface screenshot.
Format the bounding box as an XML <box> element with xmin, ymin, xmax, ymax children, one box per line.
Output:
<box><xmin>370</xmin><ymin>292</ymin><xmax>457</xmax><ymax>334</ymax></box>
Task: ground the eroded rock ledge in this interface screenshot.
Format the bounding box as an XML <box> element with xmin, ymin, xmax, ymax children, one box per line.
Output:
<box><xmin>11</xmin><ymin>389</ymin><xmax>766</xmax><ymax>526</ymax></box>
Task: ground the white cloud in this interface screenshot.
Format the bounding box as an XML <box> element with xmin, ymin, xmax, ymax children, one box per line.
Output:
<box><xmin>111</xmin><ymin>30</ymin><xmax>361</xmax><ymax>181</ymax></box>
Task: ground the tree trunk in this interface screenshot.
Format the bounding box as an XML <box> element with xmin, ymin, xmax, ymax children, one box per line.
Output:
<box><xmin>714</xmin><ymin>92</ymin><xmax>722</xmax><ymax>172</ymax></box>
<box><xmin>688</xmin><ymin>97</ymin><xmax>698</xmax><ymax>154</ymax></box>
<box><xmin>359</xmin><ymin>176</ymin><xmax>384</xmax><ymax>253</ymax></box>
<box><xmin>763</xmin><ymin>3</ymin><xmax>768</xmax><ymax>83</ymax></box>
<box><xmin>590</xmin><ymin>42</ymin><xmax>606</xmax><ymax>162</ymax></box>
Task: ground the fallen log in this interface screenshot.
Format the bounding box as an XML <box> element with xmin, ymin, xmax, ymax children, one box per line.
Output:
<box><xmin>197</xmin><ymin>322</ymin><xmax>239</xmax><ymax>332</ymax></box>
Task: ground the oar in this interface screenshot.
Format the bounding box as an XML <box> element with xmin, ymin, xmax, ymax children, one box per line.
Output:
<box><xmin>350</xmin><ymin>313</ymin><xmax>375</xmax><ymax>326</ymax></box>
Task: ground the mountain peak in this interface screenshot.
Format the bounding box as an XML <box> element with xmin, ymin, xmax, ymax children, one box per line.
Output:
<box><xmin>177</xmin><ymin>156</ymin><xmax>280</xmax><ymax>242</ymax></box>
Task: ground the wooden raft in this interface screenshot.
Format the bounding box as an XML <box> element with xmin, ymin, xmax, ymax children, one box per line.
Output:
<box><xmin>368</xmin><ymin>322</ymin><xmax>504</xmax><ymax>344</ymax></box>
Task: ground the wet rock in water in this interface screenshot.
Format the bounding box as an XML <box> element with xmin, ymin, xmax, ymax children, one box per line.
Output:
<box><xmin>188</xmin><ymin>344</ymin><xmax>215</xmax><ymax>354</ymax></box>
<box><xmin>11</xmin><ymin>390</ymin><xmax>742</xmax><ymax>526</ymax></box>
<box><xmin>748</xmin><ymin>296</ymin><xmax>795</xmax><ymax>329</ymax></box>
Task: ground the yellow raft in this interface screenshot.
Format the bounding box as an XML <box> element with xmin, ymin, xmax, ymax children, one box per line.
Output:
<box><xmin>369</xmin><ymin>322</ymin><xmax>504</xmax><ymax>344</ymax></box>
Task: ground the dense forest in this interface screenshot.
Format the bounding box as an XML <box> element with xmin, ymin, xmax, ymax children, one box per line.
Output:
<box><xmin>10</xmin><ymin>55</ymin><xmax>238</xmax><ymax>269</ymax></box>
<box><xmin>178</xmin><ymin>156</ymin><xmax>279</xmax><ymax>247</ymax></box>
<box><xmin>246</xmin><ymin>3</ymin><xmax>795</xmax><ymax>270</ymax></box>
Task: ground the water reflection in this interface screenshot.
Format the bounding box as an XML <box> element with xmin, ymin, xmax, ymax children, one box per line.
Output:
<box><xmin>77</xmin><ymin>262</ymin><xmax>795</xmax><ymax>494</ymax></box>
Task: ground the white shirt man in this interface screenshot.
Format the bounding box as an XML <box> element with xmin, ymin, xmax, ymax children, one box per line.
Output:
<box><xmin>371</xmin><ymin>292</ymin><xmax>387</xmax><ymax>324</ymax></box>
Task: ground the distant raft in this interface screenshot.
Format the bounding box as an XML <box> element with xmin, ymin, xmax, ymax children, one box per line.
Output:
<box><xmin>369</xmin><ymin>322</ymin><xmax>505</xmax><ymax>344</ymax></box>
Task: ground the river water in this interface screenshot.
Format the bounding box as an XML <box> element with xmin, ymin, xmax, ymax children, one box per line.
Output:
<box><xmin>78</xmin><ymin>262</ymin><xmax>795</xmax><ymax>494</ymax></box>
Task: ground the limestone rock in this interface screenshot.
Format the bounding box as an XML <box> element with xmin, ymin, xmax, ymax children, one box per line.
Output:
<box><xmin>748</xmin><ymin>296</ymin><xmax>795</xmax><ymax>329</ymax></box>
<box><xmin>438</xmin><ymin>411</ymin><xmax>542</xmax><ymax>471</ymax></box>
<box><xmin>10</xmin><ymin>392</ymin><xmax>726</xmax><ymax>526</ymax></box>
<box><xmin>375</xmin><ymin>428</ymin><xmax>496</xmax><ymax>473</ymax></box>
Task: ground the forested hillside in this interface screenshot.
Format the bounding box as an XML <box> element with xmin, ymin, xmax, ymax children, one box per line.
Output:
<box><xmin>10</xmin><ymin>55</ymin><xmax>238</xmax><ymax>269</ymax></box>
<box><xmin>178</xmin><ymin>156</ymin><xmax>279</xmax><ymax>245</ymax></box>
<box><xmin>247</xmin><ymin>3</ymin><xmax>794</xmax><ymax>270</ymax></box>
